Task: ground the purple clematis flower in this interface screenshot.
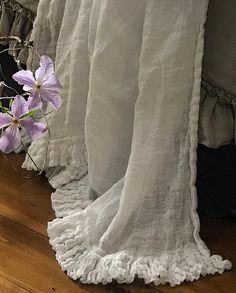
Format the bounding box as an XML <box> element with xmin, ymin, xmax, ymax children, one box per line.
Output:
<box><xmin>0</xmin><ymin>96</ymin><xmax>47</xmax><ymax>153</ymax></box>
<box><xmin>12</xmin><ymin>55</ymin><xmax>62</xmax><ymax>110</ymax></box>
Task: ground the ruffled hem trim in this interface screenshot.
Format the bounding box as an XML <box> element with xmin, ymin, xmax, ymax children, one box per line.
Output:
<box><xmin>50</xmin><ymin>174</ymin><xmax>94</xmax><ymax>218</ymax></box>
<box><xmin>48</xmin><ymin>214</ymin><xmax>232</xmax><ymax>287</ymax></box>
<box><xmin>22</xmin><ymin>136</ymin><xmax>87</xmax><ymax>171</ymax></box>
<box><xmin>201</xmin><ymin>79</ymin><xmax>236</xmax><ymax>106</ymax></box>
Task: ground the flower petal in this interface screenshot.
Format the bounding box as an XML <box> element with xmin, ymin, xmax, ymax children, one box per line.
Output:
<box><xmin>10</xmin><ymin>95</ymin><xmax>29</xmax><ymax>119</ymax></box>
<box><xmin>12</xmin><ymin>70</ymin><xmax>35</xmax><ymax>88</ymax></box>
<box><xmin>20</xmin><ymin>118</ymin><xmax>47</xmax><ymax>140</ymax></box>
<box><xmin>26</xmin><ymin>90</ymin><xmax>43</xmax><ymax>108</ymax></box>
<box><xmin>23</xmin><ymin>85</ymin><xmax>34</xmax><ymax>92</ymax></box>
<box><xmin>41</xmin><ymin>91</ymin><xmax>62</xmax><ymax>109</ymax></box>
<box><xmin>35</xmin><ymin>55</ymin><xmax>54</xmax><ymax>82</ymax></box>
<box><xmin>0</xmin><ymin>113</ymin><xmax>12</xmax><ymax>129</ymax></box>
<box><xmin>27</xmin><ymin>96</ymin><xmax>42</xmax><ymax>111</ymax></box>
<box><xmin>41</xmin><ymin>87</ymin><xmax>61</xmax><ymax>96</ymax></box>
<box><xmin>0</xmin><ymin>125</ymin><xmax>21</xmax><ymax>153</ymax></box>
<box><xmin>43</xmin><ymin>75</ymin><xmax>62</xmax><ymax>90</ymax></box>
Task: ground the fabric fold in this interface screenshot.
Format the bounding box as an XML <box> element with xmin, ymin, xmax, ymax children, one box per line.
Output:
<box><xmin>23</xmin><ymin>0</ymin><xmax>231</xmax><ymax>287</ymax></box>
<box><xmin>199</xmin><ymin>80</ymin><xmax>236</xmax><ymax>148</ymax></box>
<box><xmin>0</xmin><ymin>0</ymin><xmax>37</xmax><ymax>64</ymax></box>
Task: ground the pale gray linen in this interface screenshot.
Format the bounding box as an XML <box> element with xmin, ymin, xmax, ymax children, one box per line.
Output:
<box><xmin>23</xmin><ymin>0</ymin><xmax>231</xmax><ymax>286</ymax></box>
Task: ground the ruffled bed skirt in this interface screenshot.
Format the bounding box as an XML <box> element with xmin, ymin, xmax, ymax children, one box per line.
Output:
<box><xmin>23</xmin><ymin>0</ymin><xmax>232</xmax><ymax>287</ymax></box>
<box><xmin>198</xmin><ymin>0</ymin><xmax>236</xmax><ymax>149</ymax></box>
<box><xmin>199</xmin><ymin>80</ymin><xmax>236</xmax><ymax>148</ymax></box>
<box><xmin>0</xmin><ymin>0</ymin><xmax>38</xmax><ymax>64</ymax></box>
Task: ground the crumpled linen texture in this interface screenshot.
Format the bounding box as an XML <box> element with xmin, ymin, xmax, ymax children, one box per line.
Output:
<box><xmin>23</xmin><ymin>0</ymin><xmax>231</xmax><ymax>287</ymax></box>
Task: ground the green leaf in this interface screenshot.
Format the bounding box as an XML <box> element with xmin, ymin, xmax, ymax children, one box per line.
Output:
<box><xmin>9</xmin><ymin>98</ymin><xmax>13</xmax><ymax>108</ymax></box>
<box><xmin>22</xmin><ymin>109</ymin><xmax>39</xmax><ymax>118</ymax></box>
<box><xmin>1</xmin><ymin>107</ymin><xmax>10</xmax><ymax>113</ymax></box>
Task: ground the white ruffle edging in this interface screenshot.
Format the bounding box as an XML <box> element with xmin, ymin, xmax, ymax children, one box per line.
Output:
<box><xmin>48</xmin><ymin>207</ymin><xmax>232</xmax><ymax>287</ymax></box>
<box><xmin>50</xmin><ymin>174</ymin><xmax>94</xmax><ymax>218</ymax></box>
<box><xmin>22</xmin><ymin>136</ymin><xmax>87</xmax><ymax>170</ymax></box>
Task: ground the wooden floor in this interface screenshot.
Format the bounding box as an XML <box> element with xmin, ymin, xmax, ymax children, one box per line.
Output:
<box><xmin>0</xmin><ymin>154</ymin><xmax>235</xmax><ymax>293</ymax></box>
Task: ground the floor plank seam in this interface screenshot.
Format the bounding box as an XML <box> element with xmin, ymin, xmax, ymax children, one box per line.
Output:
<box><xmin>0</xmin><ymin>212</ymin><xmax>50</xmax><ymax>240</ymax></box>
<box><xmin>0</xmin><ymin>272</ymin><xmax>32</xmax><ymax>293</ymax></box>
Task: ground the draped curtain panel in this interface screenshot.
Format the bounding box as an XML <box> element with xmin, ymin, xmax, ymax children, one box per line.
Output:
<box><xmin>23</xmin><ymin>0</ymin><xmax>231</xmax><ymax>287</ymax></box>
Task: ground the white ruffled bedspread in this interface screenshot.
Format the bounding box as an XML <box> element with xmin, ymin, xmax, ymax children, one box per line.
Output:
<box><xmin>23</xmin><ymin>0</ymin><xmax>231</xmax><ymax>287</ymax></box>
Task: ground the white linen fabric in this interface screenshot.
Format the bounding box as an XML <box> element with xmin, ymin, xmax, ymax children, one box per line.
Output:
<box><xmin>23</xmin><ymin>0</ymin><xmax>231</xmax><ymax>287</ymax></box>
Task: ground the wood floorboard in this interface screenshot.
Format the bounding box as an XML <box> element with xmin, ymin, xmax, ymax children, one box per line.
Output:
<box><xmin>0</xmin><ymin>153</ymin><xmax>54</xmax><ymax>237</ymax></box>
<box><xmin>0</xmin><ymin>274</ymin><xmax>30</xmax><ymax>293</ymax></box>
<box><xmin>0</xmin><ymin>153</ymin><xmax>235</xmax><ymax>293</ymax></box>
<box><xmin>0</xmin><ymin>214</ymin><xmax>91</xmax><ymax>293</ymax></box>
